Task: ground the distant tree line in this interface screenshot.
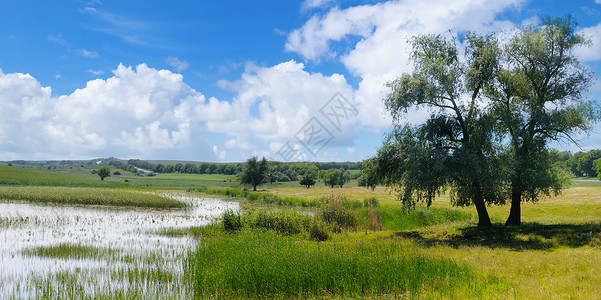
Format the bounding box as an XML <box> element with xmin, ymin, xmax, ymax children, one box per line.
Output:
<box><xmin>549</xmin><ymin>149</ymin><xmax>601</xmax><ymax>179</ymax></box>
<box><xmin>106</xmin><ymin>159</ymin><xmax>360</xmax><ymax>179</ymax></box>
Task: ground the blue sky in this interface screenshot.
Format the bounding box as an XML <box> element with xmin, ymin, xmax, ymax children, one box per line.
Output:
<box><xmin>1</xmin><ymin>0</ymin><xmax>600</xmax><ymax>162</ymax></box>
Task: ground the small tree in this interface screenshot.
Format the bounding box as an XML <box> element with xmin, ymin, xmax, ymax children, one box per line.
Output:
<box><xmin>323</xmin><ymin>169</ymin><xmax>340</xmax><ymax>188</ymax></box>
<box><xmin>97</xmin><ymin>166</ymin><xmax>111</xmax><ymax>181</ymax></box>
<box><xmin>338</xmin><ymin>169</ymin><xmax>351</xmax><ymax>187</ymax></box>
<box><xmin>323</xmin><ymin>169</ymin><xmax>350</xmax><ymax>188</ymax></box>
<box><xmin>300</xmin><ymin>174</ymin><xmax>316</xmax><ymax>188</ymax></box>
<box><xmin>267</xmin><ymin>170</ymin><xmax>279</xmax><ymax>184</ymax></box>
<box><xmin>238</xmin><ymin>156</ymin><xmax>268</xmax><ymax>191</ymax></box>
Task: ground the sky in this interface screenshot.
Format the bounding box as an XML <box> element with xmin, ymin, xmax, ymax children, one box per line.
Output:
<box><xmin>1</xmin><ymin>0</ymin><xmax>601</xmax><ymax>162</ymax></box>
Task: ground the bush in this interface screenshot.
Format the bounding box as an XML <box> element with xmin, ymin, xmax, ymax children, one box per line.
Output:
<box><xmin>222</xmin><ymin>209</ymin><xmax>242</xmax><ymax>233</ymax></box>
<box><xmin>320</xmin><ymin>195</ymin><xmax>358</xmax><ymax>232</ymax></box>
<box><xmin>310</xmin><ymin>221</ymin><xmax>329</xmax><ymax>241</ymax></box>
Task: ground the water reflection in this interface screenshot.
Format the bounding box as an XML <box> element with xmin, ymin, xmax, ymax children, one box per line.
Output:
<box><xmin>0</xmin><ymin>193</ymin><xmax>238</xmax><ymax>298</ymax></box>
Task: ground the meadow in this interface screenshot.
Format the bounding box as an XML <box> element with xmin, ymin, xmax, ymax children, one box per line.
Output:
<box><xmin>0</xmin><ymin>163</ymin><xmax>600</xmax><ymax>298</ymax></box>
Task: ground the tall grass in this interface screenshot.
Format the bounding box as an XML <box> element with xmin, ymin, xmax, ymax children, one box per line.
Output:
<box><xmin>355</xmin><ymin>205</ymin><xmax>470</xmax><ymax>231</ymax></box>
<box><xmin>187</xmin><ymin>186</ymin><xmax>364</xmax><ymax>208</ymax></box>
<box><xmin>189</xmin><ymin>229</ymin><xmax>473</xmax><ymax>299</ymax></box>
<box><xmin>0</xmin><ymin>186</ymin><xmax>185</xmax><ymax>209</ymax></box>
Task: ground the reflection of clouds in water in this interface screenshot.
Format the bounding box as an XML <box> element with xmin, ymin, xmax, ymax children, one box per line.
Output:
<box><xmin>0</xmin><ymin>193</ymin><xmax>238</xmax><ymax>298</ymax></box>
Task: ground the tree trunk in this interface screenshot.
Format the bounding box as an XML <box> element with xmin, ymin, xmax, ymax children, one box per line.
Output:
<box><xmin>253</xmin><ymin>184</ymin><xmax>257</xmax><ymax>191</ymax></box>
<box><xmin>474</xmin><ymin>199</ymin><xmax>492</xmax><ymax>227</ymax></box>
<box><xmin>473</xmin><ymin>189</ymin><xmax>492</xmax><ymax>227</ymax></box>
<box><xmin>505</xmin><ymin>189</ymin><xmax>521</xmax><ymax>226</ymax></box>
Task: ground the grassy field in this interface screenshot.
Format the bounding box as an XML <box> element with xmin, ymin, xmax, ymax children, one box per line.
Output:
<box><xmin>1</xmin><ymin>164</ymin><xmax>601</xmax><ymax>298</ymax></box>
<box><xmin>0</xmin><ymin>165</ymin><xmax>238</xmax><ymax>188</ymax></box>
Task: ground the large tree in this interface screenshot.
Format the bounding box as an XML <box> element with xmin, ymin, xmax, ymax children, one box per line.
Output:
<box><xmin>238</xmin><ymin>156</ymin><xmax>269</xmax><ymax>191</ymax></box>
<box><xmin>368</xmin><ymin>32</ymin><xmax>506</xmax><ymax>227</ymax></box>
<box><xmin>488</xmin><ymin>16</ymin><xmax>597</xmax><ymax>226</ymax></box>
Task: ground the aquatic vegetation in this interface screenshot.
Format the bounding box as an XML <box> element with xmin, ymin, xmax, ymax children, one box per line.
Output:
<box><xmin>0</xmin><ymin>194</ymin><xmax>238</xmax><ymax>299</ymax></box>
<box><xmin>0</xmin><ymin>186</ymin><xmax>185</xmax><ymax>209</ymax></box>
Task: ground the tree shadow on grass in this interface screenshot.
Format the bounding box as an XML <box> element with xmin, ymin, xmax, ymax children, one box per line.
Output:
<box><xmin>395</xmin><ymin>223</ymin><xmax>601</xmax><ymax>251</ymax></box>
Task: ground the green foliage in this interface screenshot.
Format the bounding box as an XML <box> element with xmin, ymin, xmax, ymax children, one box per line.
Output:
<box><xmin>221</xmin><ymin>209</ymin><xmax>242</xmax><ymax>233</ymax></box>
<box><xmin>238</xmin><ymin>156</ymin><xmax>269</xmax><ymax>191</ymax></box>
<box><xmin>97</xmin><ymin>166</ymin><xmax>111</xmax><ymax>181</ymax></box>
<box><xmin>577</xmin><ymin>150</ymin><xmax>601</xmax><ymax>177</ymax></box>
<box><xmin>299</xmin><ymin>173</ymin><xmax>316</xmax><ymax>188</ymax></box>
<box><xmin>253</xmin><ymin>210</ymin><xmax>313</xmax><ymax>235</ymax></box>
<box><xmin>189</xmin><ymin>230</ymin><xmax>473</xmax><ymax>299</ymax></box>
<box><xmin>487</xmin><ymin>15</ymin><xmax>598</xmax><ymax>225</ymax></box>
<box><xmin>376</xmin><ymin>32</ymin><xmax>506</xmax><ymax>227</ymax></box>
<box><xmin>309</xmin><ymin>221</ymin><xmax>329</xmax><ymax>241</ymax></box>
<box><xmin>322</xmin><ymin>168</ymin><xmax>350</xmax><ymax>188</ymax></box>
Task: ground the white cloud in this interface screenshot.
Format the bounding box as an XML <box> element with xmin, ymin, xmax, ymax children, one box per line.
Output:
<box><xmin>77</xmin><ymin>48</ymin><xmax>100</xmax><ymax>58</ymax></box>
<box><xmin>47</xmin><ymin>34</ymin><xmax>69</xmax><ymax>46</ymax></box>
<box><xmin>286</xmin><ymin>0</ymin><xmax>525</xmax><ymax>129</ymax></box>
<box><xmin>596</xmin><ymin>0</ymin><xmax>601</xmax><ymax>4</ymax></box>
<box><xmin>87</xmin><ymin>69</ymin><xmax>104</xmax><ymax>75</ymax></box>
<box><xmin>575</xmin><ymin>22</ymin><xmax>601</xmax><ymax>62</ymax></box>
<box><xmin>0</xmin><ymin>70</ymin><xmax>53</xmax><ymax>159</ymax></box>
<box><xmin>166</xmin><ymin>56</ymin><xmax>190</xmax><ymax>72</ymax></box>
<box><xmin>301</xmin><ymin>0</ymin><xmax>335</xmax><ymax>11</ymax></box>
<box><xmin>212</xmin><ymin>145</ymin><xmax>226</xmax><ymax>160</ymax></box>
<box><xmin>207</xmin><ymin>60</ymin><xmax>358</xmax><ymax>159</ymax></box>
<box><xmin>0</xmin><ymin>64</ymin><xmax>222</xmax><ymax>160</ymax></box>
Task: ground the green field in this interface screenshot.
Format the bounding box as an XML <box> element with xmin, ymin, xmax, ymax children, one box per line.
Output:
<box><xmin>0</xmin><ymin>165</ymin><xmax>238</xmax><ymax>188</ymax></box>
<box><xmin>0</xmin><ymin>164</ymin><xmax>600</xmax><ymax>298</ymax></box>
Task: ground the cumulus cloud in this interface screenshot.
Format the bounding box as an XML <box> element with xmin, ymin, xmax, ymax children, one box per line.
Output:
<box><xmin>0</xmin><ymin>64</ymin><xmax>222</xmax><ymax>160</ymax></box>
<box><xmin>0</xmin><ymin>61</ymin><xmax>358</xmax><ymax>161</ymax></box>
<box><xmin>286</xmin><ymin>0</ymin><xmax>525</xmax><ymax>129</ymax></box>
<box><xmin>212</xmin><ymin>145</ymin><xmax>226</xmax><ymax>160</ymax></box>
<box><xmin>0</xmin><ymin>70</ymin><xmax>53</xmax><ymax>159</ymax></box>
<box><xmin>207</xmin><ymin>60</ymin><xmax>359</xmax><ymax>159</ymax></box>
<box><xmin>166</xmin><ymin>56</ymin><xmax>190</xmax><ymax>72</ymax></box>
<box><xmin>575</xmin><ymin>22</ymin><xmax>601</xmax><ymax>62</ymax></box>
<box><xmin>12</xmin><ymin>0</ymin><xmax>597</xmax><ymax>161</ymax></box>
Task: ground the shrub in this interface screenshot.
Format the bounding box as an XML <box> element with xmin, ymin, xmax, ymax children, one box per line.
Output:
<box><xmin>320</xmin><ymin>195</ymin><xmax>358</xmax><ymax>232</ymax></box>
<box><xmin>222</xmin><ymin>209</ymin><xmax>242</xmax><ymax>233</ymax></box>
<box><xmin>310</xmin><ymin>221</ymin><xmax>329</xmax><ymax>241</ymax></box>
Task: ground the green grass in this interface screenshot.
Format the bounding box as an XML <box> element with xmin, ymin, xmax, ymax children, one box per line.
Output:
<box><xmin>187</xmin><ymin>186</ymin><xmax>364</xmax><ymax>208</ymax></box>
<box><xmin>0</xmin><ymin>165</ymin><xmax>238</xmax><ymax>188</ymax></box>
<box><xmin>189</xmin><ymin>229</ymin><xmax>476</xmax><ymax>299</ymax></box>
<box><xmin>22</xmin><ymin>243</ymin><xmax>123</xmax><ymax>260</ymax></box>
<box><xmin>0</xmin><ymin>186</ymin><xmax>185</xmax><ymax>209</ymax></box>
<box><xmin>361</xmin><ymin>205</ymin><xmax>471</xmax><ymax>231</ymax></box>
